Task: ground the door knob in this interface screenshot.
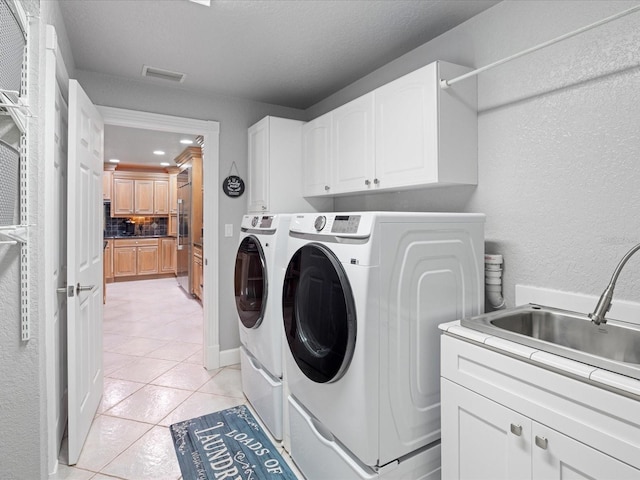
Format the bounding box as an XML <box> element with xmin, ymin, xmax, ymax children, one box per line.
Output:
<box><xmin>510</xmin><ymin>424</ymin><xmax>522</xmax><ymax>436</ymax></box>
<box><xmin>324</xmin><ymin>185</ymin><xmax>330</xmax><ymax>191</ymax></box>
<box><xmin>76</xmin><ymin>283</ymin><xmax>95</xmax><ymax>295</ymax></box>
<box><xmin>373</xmin><ymin>178</ymin><xmax>380</xmax><ymax>185</ymax></box>
<box><xmin>365</xmin><ymin>179</ymin><xmax>371</xmax><ymax>186</ymax></box>
<box><xmin>57</xmin><ymin>285</ymin><xmax>74</xmax><ymax>297</ymax></box>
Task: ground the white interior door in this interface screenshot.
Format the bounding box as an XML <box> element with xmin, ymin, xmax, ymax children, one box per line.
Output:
<box><xmin>66</xmin><ymin>79</ymin><xmax>104</xmax><ymax>465</ymax></box>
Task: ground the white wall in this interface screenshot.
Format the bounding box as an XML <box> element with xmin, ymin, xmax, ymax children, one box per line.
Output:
<box><xmin>308</xmin><ymin>0</ymin><xmax>640</xmax><ymax>312</ymax></box>
<box><xmin>74</xmin><ymin>70</ymin><xmax>306</xmax><ymax>350</ymax></box>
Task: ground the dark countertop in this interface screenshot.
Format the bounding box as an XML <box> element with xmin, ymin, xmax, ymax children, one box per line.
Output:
<box><xmin>105</xmin><ymin>234</ymin><xmax>172</xmax><ymax>239</ymax></box>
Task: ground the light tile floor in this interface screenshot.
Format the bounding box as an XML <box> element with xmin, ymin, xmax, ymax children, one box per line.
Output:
<box><xmin>51</xmin><ymin>277</ymin><xmax>250</xmax><ymax>480</ymax></box>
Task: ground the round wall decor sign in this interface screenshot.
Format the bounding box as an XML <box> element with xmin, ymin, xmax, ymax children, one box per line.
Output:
<box><xmin>223</xmin><ymin>175</ymin><xmax>245</xmax><ymax>197</ymax></box>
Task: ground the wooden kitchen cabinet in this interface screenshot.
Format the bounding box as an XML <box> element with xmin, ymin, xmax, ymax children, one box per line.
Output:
<box><xmin>160</xmin><ymin>237</ymin><xmax>176</xmax><ymax>274</ymax></box>
<box><xmin>134</xmin><ymin>180</ymin><xmax>154</xmax><ymax>214</ymax></box>
<box><xmin>113</xmin><ymin>238</ymin><xmax>161</xmax><ymax>277</ymax></box>
<box><xmin>112</xmin><ymin>178</ymin><xmax>135</xmax><ymax>215</ymax></box>
<box><xmin>113</xmin><ymin>245</ymin><xmax>137</xmax><ymax>277</ymax></box>
<box><xmin>111</xmin><ymin>172</ymin><xmax>170</xmax><ymax>217</ymax></box>
<box><xmin>103</xmin><ymin>167</ymin><xmax>114</xmax><ymax>201</ymax></box>
<box><xmin>169</xmin><ymin>171</ymin><xmax>178</xmax><ymax>214</ymax></box>
<box><xmin>168</xmin><ymin>214</ymin><xmax>177</xmax><ymax>237</ymax></box>
<box><xmin>192</xmin><ymin>245</ymin><xmax>203</xmax><ymax>300</ymax></box>
<box><xmin>104</xmin><ymin>239</ymin><xmax>113</xmax><ymax>279</ymax></box>
<box><xmin>153</xmin><ymin>179</ymin><xmax>169</xmax><ymax>215</ymax></box>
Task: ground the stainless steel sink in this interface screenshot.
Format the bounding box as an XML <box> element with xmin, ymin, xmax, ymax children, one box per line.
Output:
<box><xmin>460</xmin><ymin>304</ymin><xmax>640</xmax><ymax>381</ymax></box>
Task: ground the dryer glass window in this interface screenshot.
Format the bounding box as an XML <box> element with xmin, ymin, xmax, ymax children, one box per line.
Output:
<box><xmin>234</xmin><ymin>236</ymin><xmax>267</xmax><ymax>328</ymax></box>
<box><xmin>283</xmin><ymin>244</ymin><xmax>356</xmax><ymax>383</ymax></box>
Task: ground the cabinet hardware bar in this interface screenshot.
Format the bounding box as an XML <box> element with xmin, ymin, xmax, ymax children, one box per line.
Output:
<box><xmin>440</xmin><ymin>4</ymin><xmax>640</xmax><ymax>89</ymax></box>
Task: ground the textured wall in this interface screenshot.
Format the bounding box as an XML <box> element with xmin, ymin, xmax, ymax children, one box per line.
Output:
<box><xmin>0</xmin><ymin>0</ymin><xmax>44</xmax><ymax>478</ymax></box>
<box><xmin>310</xmin><ymin>0</ymin><xmax>640</xmax><ymax>314</ymax></box>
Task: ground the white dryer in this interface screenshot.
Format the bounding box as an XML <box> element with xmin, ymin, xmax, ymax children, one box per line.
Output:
<box><xmin>234</xmin><ymin>214</ymin><xmax>292</xmax><ymax>441</ymax></box>
<box><xmin>282</xmin><ymin>212</ymin><xmax>485</xmax><ymax>479</ymax></box>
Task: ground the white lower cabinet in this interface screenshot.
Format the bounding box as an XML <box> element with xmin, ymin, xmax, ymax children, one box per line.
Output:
<box><xmin>441</xmin><ymin>335</ymin><xmax>640</xmax><ymax>480</ymax></box>
<box><xmin>442</xmin><ymin>379</ymin><xmax>637</xmax><ymax>480</ymax></box>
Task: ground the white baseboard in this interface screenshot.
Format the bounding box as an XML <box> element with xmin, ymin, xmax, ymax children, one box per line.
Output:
<box><xmin>220</xmin><ymin>347</ymin><xmax>241</xmax><ymax>367</ymax></box>
<box><xmin>515</xmin><ymin>284</ymin><xmax>640</xmax><ymax>326</ymax></box>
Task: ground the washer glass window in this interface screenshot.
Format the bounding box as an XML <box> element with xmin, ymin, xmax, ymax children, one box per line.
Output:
<box><xmin>282</xmin><ymin>243</ymin><xmax>356</xmax><ymax>383</ymax></box>
<box><xmin>234</xmin><ymin>236</ymin><xmax>267</xmax><ymax>328</ymax></box>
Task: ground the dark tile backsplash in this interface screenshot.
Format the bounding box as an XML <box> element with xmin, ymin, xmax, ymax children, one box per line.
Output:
<box><xmin>104</xmin><ymin>203</ymin><xmax>168</xmax><ymax>237</ymax></box>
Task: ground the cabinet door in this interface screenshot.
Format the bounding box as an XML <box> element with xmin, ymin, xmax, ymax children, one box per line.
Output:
<box><xmin>375</xmin><ymin>63</ymin><xmax>438</xmax><ymax>189</ymax></box>
<box><xmin>302</xmin><ymin>113</ymin><xmax>332</xmax><ymax>196</ymax></box>
<box><xmin>134</xmin><ymin>180</ymin><xmax>154</xmax><ymax>214</ymax></box>
<box><xmin>104</xmin><ymin>240</ymin><xmax>113</xmax><ymax>279</ymax></box>
<box><xmin>103</xmin><ymin>170</ymin><xmax>113</xmax><ymax>201</ymax></box>
<box><xmin>169</xmin><ymin>173</ymin><xmax>178</xmax><ymax>214</ymax></box>
<box><xmin>154</xmin><ymin>180</ymin><xmax>169</xmax><ymax>215</ymax></box>
<box><xmin>113</xmin><ymin>246</ymin><xmax>137</xmax><ymax>277</ymax></box>
<box><xmin>331</xmin><ymin>93</ymin><xmax>375</xmax><ymax>194</ymax></box>
<box><xmin>247</xmin><ymin>117</ymin><xmax>269</xmax><ymax>213</ymax></box>
<box><xmin>168</xmin><ymin>214</ymin><xmax>177</xmax><ymax>237</ymax></box>
<box><xmin>532</xmin><ymin>423</ymin><xmax>639</xmax><ymax>480</ymax></box>
<box><xmin>442</xmin><ymin>379</ymin><xmax>531</xmax><ymax>480</ymax></box>
<box><xmin>112</xmin><ymin>178</ymin><xmax>134</xmax><ymax>216</ymax></box>
<box><xmin>160</xmin><ymin>238</ymin><xmax>176</xmax><ymax>274</ymax></box>
<box><xmin>137</xmin><ymin>246</ymin><xmax>159</xmax><ymax>275</ymax></box>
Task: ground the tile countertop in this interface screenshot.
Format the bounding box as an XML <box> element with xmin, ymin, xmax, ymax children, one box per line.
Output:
<box><xmin>439</xmin><ymin>320</ymin><xmax>640</xmax><ymax>398</ymax></box>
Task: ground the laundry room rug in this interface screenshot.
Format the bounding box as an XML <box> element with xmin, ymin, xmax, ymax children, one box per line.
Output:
<box><xmin>170</xmin><ymin>404</ymin><xmax>298</xmax><ymax>480</ymax></box>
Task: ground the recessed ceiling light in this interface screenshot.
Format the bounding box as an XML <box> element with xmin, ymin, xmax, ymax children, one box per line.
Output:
<box><xmin>109</xmin><ymin>158</ymin><xmax>120</xmax><ymax>163</ymax></box>
<box><xmin>160</xmin><ymin>162</ymin><xmax>170</xmax><ymax>166</ymax></box>
<box><xmin>153</xmin><ymin>150</ymin><xmax>165</xmax><ymax>155</ymax></box>
<box><xmin>180</xmin><ymin>139</ymin><xmax>193</xmax><ymax>145</ymax></box>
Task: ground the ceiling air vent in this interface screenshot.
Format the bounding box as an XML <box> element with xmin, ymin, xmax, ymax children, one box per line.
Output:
<box><xmin>141</xmin><ymin>65</ymin><xmax>186</xmax><ymax>83</ymax></box>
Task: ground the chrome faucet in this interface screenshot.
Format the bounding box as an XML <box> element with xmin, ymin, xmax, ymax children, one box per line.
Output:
<box><xmin>589</xmin><ymin>242</ymin><xmax>640</xmax><ymax>325</ymax></box>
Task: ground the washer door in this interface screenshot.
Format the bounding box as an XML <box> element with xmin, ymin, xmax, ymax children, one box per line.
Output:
<box><xmin>282</xmin><ymin>243</ymin><xmax>356</xmax><ymax>383</ymax></box>
<box><xmin>234</xmin><ymin>236</ymin><xmax>267</xmax><ymax>329</ymax></box>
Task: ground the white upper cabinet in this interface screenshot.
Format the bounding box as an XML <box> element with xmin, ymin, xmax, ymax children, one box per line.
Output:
<box><xmin>302</xmin><ymin>60</ymin><xmax>478</xmax><ymax>197</ymax></box>
<box><xmin>249</xmin><ymin>116</ymin><xmax>332</xmax><ymax>214</ymax></box>
<box><xmin>247</xmin><ymin>117</ymin><xmax>270</xmax><ymax>213</ymax></box>
<box><xmin>302</xmin><ymin>112</ymin><xmax>332</xmax><ymax>197</ymax></box>
<box><xmin>331</xmin><ymin>93</ymin><xmax>375</xmax><ymax>194</ymax></box>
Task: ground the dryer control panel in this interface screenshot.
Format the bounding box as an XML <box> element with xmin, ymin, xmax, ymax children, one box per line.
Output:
<box><xmin>291</xmin><ymin>213</ymin><xmax>371</xmax><ymax>238</ymax></box>
<box><xmin>330</xmin><ymin>215</ymin><xmax>361</xmax><ymax>234</ymax></box>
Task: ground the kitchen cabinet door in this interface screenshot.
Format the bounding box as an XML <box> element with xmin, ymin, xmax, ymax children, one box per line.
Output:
<box><xmin>331</xmin><ymin>93</ymin><xmax>375</xmax><ymax>194</ymax></box>
<box><xmin>113</xmin><ymin>246</ymin><xmax>137</xmax><ymax>277</ymax></box>
<box><xmin>441</xmin><ymin>379</ymin><xmax>531</xmax><ymax>480</ymax></box>
<box><xmin>104</xmin><ymin>240</ymin><xmax>113</xmax><ymax>279</ymax></box>
<box><xmin>137</xmin><ymin>245</ymin><xmax>159</xmax><ymax>275</ymax></box>
<box><xmin>302</xmin><ymin>112</ymin><xmax>332</xmax><ymax>196</ymax></box>
<box><xmin>532</xmin><ymin>423</ymin><xmax>639</xmax><ymax>480</ymax></box>
<box><xmin>160</xmin><ymin>238</ymin><xmax>176</xmax><ymax>274</ymax></box>
<box><xmin>169</xmin><ymin>173</ymin><xmax>178</xmax><ymax>214</ymax></box>
<box><xmin>112</xmin><ymin>178</ymin><xmax>134</xmax><ymax>216</ymax></box>
<box><xmin>154</xmin><ymin>179</ymin><xmax>169</xmax><ymax>215</ymax></box>
<box><xmin>168</xmin><ymin>214</ymin><xmax>177</xmax><ymax>237</ymax></box>
<box><xmin>134</xmin><ymin>180</ymin><xmax>154</xmax><ymax>214</ymax></box>
<box><xmin>247</xmin><ymin>117</ymin><xmax>269</xmax><ymax>213</ymax></box>
<box><xmin>103</xmin><ymin>170</ymin><xmax>113</xmax><ymax>201</ymax></box>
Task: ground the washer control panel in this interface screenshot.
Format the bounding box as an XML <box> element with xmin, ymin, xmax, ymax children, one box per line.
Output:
<box><xmin>331</xmin><ymin>215</ymin><xmax>361</xmax><ymax>234</ymax></box>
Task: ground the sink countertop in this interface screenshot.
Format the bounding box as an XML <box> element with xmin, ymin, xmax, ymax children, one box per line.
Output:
<box><xmin>440</xmin><ymin>320</ymin><xmax>640</xmax><ymax>398</ymax></box>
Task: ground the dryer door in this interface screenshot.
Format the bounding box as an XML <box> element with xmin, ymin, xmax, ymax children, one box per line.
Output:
<box><xmin>282</xmin><ymin>243</ymin><xmax>356</xmax><ymax>383</ymax></box>
<box><xmin>234</xmin><ymin>236</ymin><xmax>268</xmax><ymax>329</ymax></box>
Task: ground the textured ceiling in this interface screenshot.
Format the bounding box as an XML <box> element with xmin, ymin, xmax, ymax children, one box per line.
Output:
<box><xmin>58</xmin><ymin>0</ymin><xmax>499</xmax><ymax>110</ymax></box>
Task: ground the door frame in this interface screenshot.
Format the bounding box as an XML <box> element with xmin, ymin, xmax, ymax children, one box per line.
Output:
<box><xmin>97</xmin><ymin>106</ymin><xmax>221</xmax><ymax>370</ymax></box>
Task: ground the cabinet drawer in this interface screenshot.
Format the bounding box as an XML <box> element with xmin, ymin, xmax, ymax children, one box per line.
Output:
<box><xmin>114</xmin><ymin>238</ymin><xmax>159</xmax><ymax>247</ymax></box>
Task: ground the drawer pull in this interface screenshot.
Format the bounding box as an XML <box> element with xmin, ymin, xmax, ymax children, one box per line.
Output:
<box><xmin>535</xmin><ymin>435</ymin><xmax>548</xmax><ymax>450</ymax></box>
<box><xmin>510</xmin><ymin>424</ymin><xmax>522</xmax><ymax>436</ymax></box>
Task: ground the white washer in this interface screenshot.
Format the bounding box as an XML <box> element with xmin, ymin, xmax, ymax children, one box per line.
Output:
<box><xmin>234</xmin><ymin>214</ymin><xmax>292</xmax><ymax>441</ymax></box>
<box><xmin>282</xmin><ymin>212</ymin><xmax>485</xmax><ymax>479</ymax></box>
